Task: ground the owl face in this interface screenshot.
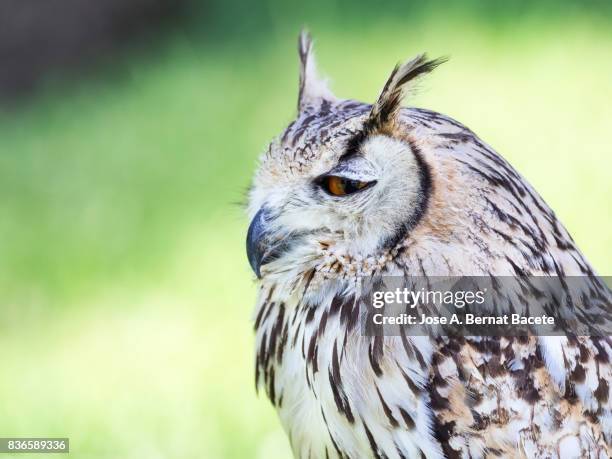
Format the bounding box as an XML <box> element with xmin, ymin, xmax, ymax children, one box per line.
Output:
<box><xmin>247</xmin><ymin>34</ymin><xmax>444</xmax><ymax>282</ymax></box>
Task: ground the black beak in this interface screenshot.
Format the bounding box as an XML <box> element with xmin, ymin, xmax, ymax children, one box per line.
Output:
<box><xmin>246</xmin><ymin>208</ymin><xmax>270</xmax><ymax>278</ymax></box>
<box><xmin>247</xmin><ymin>207</ymin><xmax>297</xmax><ymax>279</ymax></box>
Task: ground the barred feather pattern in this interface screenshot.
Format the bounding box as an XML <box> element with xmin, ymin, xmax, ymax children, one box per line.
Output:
<box><xmin>251</xmin><ymin>102</ymin><xmax>611</xmax><ymax>458</ymax></box>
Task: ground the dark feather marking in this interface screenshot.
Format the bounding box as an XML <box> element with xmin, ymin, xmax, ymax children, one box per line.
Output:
<box><xmin>281</xmin><ymin>121</ymin><xmax>296</xmax><ymax>143</ymax></box>
<box><xmin>292</xmin><ymin>320</ymin><xmax>302</xmax><ymax>348</ymax></box>
<box><xmin>339</xmin><ymin>296</ymin><xmax>354</xmax><ymax>327</ymax></box>
<box><xmin>483</xmin><ymin>197</ymin><xmax>543</xmax><ymax>248</ymax></box>
<box><xmin>320</xmin><ymin>408</ymin><xmax>346</xmax><ymax>459</ymax></box>
<box><xmin>375</xmin><ymin>386</ymin><xmax>399</xmax><ymax>427</ymax></box>
<box><xmin>256</xmin><ymin>330</ymin><xmax>268</xmax><ymax>389</ymax></box>
<box><xmin>369</xmin><ymin>335</ymin><xmax>384</xmax><ymax>376</ymax></box>
<box><xmin>276</xmin><ymin>320</ymin><xmax>289</xmax><ymax>363</ymax></box>
<box><xmin>594</xmin><ymin>378</ymin><xmax>609</xmax><ymax>404</ymax></box>
<box><xmin>318</xmin><ymin>308</ymin><xmax>329</xmax><ymax>337</ymax></box>
<box><xmin>268</xmin><ymin>366</ymin><xmax>277</xmax><ymax>405</ymax></box>
<box><xmin>429</xmin><ymin>385</ymin><xmax>450</xmax><ymax>411</ymax></box>
<box><xmin>579</xmin><ymin>345</ymin><xmax>591</xmax><ymax>363</ymax></box>
<box><xmin>302</xmin><ymin>268</ymin><xmax>315</xmax><ymax>297</ymax></box>
<box><xmin>254</xmin><ymin>301</ymin><xmax>270</xmax><ymax>331</ymax></box>
<box><xmin>398</xmin><ymin>407</ymin><xmax>416</xmax><ymax>430</ymax></box>
<box><xmin>254</xmin><ymin>286</ymin><xmax>275</xmax><ymax>330</ymax></box>
<box><xmin>328</xmin><ymin>341</ymin><xmax>355</xmax><ymax>423</ymax></box>
<box><xmin>431</xmin><ymin>363</ymin><xmax>449</xmax><ymax>388</ymax></box>
<box><xmin>570</xmin><ymin>363</ymin><xmax>586</xmax><ymax>384</ymax></box>
<box><xmin>307</xmin><ymin>333</ymin><xmax>319</xmax><ymax>374</ymax></box>
<box><xmin>305</xmin><ymin>306</ymin><xmax>316</xmax><ymax>324</ymax></box>
<box><xmin>433</xmin><ymin>419</ymin><xmax>462</xmax><ymax>459</ymax></box>
<box><xmin>266</xmin><ymin>304</ymin><xmax>285</xmax><ymax>370</ymax></box>
<box><xmin>411</xmin><ymin>107</ymin><xmax>470</xmax><ymax>132</ymax></box>
<box><xmin>505</xmin><ymin>255</ymin><xmax>528</xmax><ymax>277</ymax></box>
<box><xmin>362</xmin><ymin>419</ymin><xmax>387</xmax><ymax>459</ymax></box>
<box><xmin>412</xmin><ymin>344</ymin><xmax>427</xmax><ymax>370</ymax></box>
<box><xmin>563</xmin><ymin>382</ymin><xmax>579</xmax><ymax>405</ymax></box>
<box><xmin>330</xmin><ymin>295</ymin><xmax>344</xmax><ymax>316</ymax></box>
<box><xmin>399</xmin><ymin>367</ymin><xmax>422</xmax><ymax>394</ymax></box>
<box><xmin>592</xmin><ymin>338</ymin><xmax>610</xmax><ymax>364</ymax></box>
<box><xmin>381</xmin><ymin>140</ymin><xmax>432</xmax><ymax>250</ymax></box>
<box><xmin>399</xmin><ymin>327</ymin><xmax>415</xmax><ymax>360</ymax></box>
<box><xmin>511</xmin><ymin>366</ymin><xmax>541</xmax><ymax>404</ymax></box>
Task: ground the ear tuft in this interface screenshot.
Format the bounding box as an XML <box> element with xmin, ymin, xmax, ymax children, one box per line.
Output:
<box><xmin>368</xmin><ymin>54</ymin><xmax>447</xmax><ymax>131</ymax></box>
<box><xmin>297</xmin><ymin>30</ymin><xmax>337</xmax><ymax>111</ymax></box>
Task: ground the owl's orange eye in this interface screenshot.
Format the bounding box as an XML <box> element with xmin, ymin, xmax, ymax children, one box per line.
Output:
<box><xmin>320</xmin><ymin>176</ymin><xmax>373</xmax><ymax>196</ymax></box>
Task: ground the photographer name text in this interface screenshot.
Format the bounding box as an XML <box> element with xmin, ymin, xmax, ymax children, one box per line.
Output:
<box><xmin>371</xmin><ymin>312</ymin><xmax>555</xmax><ymax>326</ymax></box>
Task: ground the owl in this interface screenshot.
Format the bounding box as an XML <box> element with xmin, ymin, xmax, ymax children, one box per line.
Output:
<box><xmin>246</xmin><ymin>32</ymin><xmax>611</xmax><ymax>458</ymax></box>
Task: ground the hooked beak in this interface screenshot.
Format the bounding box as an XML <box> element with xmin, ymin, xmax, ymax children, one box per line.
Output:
<box><xmin>246</xmin><ymin>207</ymin><xmax>297</xmax><ymax>279</ymax></box>
<box><xmin>246</xmin><ymin>208</ymin><xmax>269</xmax><ymax>278</ymax></box>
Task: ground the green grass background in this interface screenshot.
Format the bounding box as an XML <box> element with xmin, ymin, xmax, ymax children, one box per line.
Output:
<box><xmin>0</xmin><ymin>5</ymin><xmax>610</xmax><ymax>458</ymax></box>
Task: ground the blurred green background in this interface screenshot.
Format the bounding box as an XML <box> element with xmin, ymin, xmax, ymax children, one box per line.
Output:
<box><xmin>0</xmin><ymin>1</ymin><xmax>610</xmax><ymax>458</ymax></box>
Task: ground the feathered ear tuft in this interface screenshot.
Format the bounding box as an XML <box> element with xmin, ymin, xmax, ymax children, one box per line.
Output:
<box><xmin>297</xmin><ymin>30</ymin><xmax>337</xmax><ymax>111</ymax></box>
<box><xmin>368</xmin><ymin>54</ymin><xmax>447</xmax><ymax>132</ymax></box>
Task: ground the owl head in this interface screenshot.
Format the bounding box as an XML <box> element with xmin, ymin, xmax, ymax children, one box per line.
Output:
<box><xmin>246</xmin><ymin>32</ymin><xmax>451</xmax><ymax>282</ymax></box>
<box><xmin>246</xmin><ymin>32</ymin><xmax>569</xmax><ymax>289</ymax></box>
